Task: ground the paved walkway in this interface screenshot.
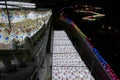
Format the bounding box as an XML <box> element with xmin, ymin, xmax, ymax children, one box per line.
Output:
<box><xmin>52</xmin><ymin>30</ymin><xmax>95</xmax><ymax>80</ymax></box>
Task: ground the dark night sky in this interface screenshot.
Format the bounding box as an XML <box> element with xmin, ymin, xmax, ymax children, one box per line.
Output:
<box><xmin>34</xmin><ymin>0</ymin><xmax>120</xmax><ymax>17</ymax></box>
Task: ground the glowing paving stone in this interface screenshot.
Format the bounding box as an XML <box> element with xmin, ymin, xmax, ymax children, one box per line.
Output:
<box><xmin>52</xmin><ymin>67</ymin><xmax>95</xmax><ymax>80</ymax></box>
<box><xmin>52</xmin><ymin>30</ymin><xmax>95</xmax><ymax>80</ymax></box>
<box><xmin>53</xmin><ymin>53</ymin><xmax>86</xmax><ymax>66</ymax></box>
<box><xmin>53</xmin><ymin>45</ymin><xmax>77</xmax><ymax>53</ymax></box>
<box><xmin>53</xmin><ymin>39</ymin><xmax>72</xmax><ymax>45</ymax></box>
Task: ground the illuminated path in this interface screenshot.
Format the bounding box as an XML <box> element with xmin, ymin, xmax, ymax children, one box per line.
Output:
<box><xmin>52</xmin><ymin>30</ymin><xmax>95</xmax><ymax>80</ymax></box>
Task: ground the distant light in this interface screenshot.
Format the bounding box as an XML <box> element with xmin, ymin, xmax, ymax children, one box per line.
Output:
<box><xmin>102</xmin><ymin>25</ymin><xmax>105</xmax><ymax>28</ymax></box>
<box><xmin>108</xmin><ymin>26</ymin><xmax>112</xmax><ymax>30</ymax></box>
<box><xmin>84</xmin><ymin>5</ymin><xmax>88</xmax><ymax>7</ymax></box>
<box><xmin>89</xmin><ymin>38</ymin><xmax>91</xmax><ymax>40</ymax></box>
<box><xmin>115</xmin><ymin>30</ymin><xmax>118</xmax><ymax>32</ymax></box>
<box><xmin>75</xmin><ymin>5</ymin><xmax>78</xmax><ymax>8</ymax></box>
<box><xmin>95</xmin><ymin>7</ymin><xmax>102</xmax><ymax>10</ymax></box>
<box><xmin>114</xmin><ymin>54</ymin><xmax>118</xmax><ymax>56</ymax></box>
